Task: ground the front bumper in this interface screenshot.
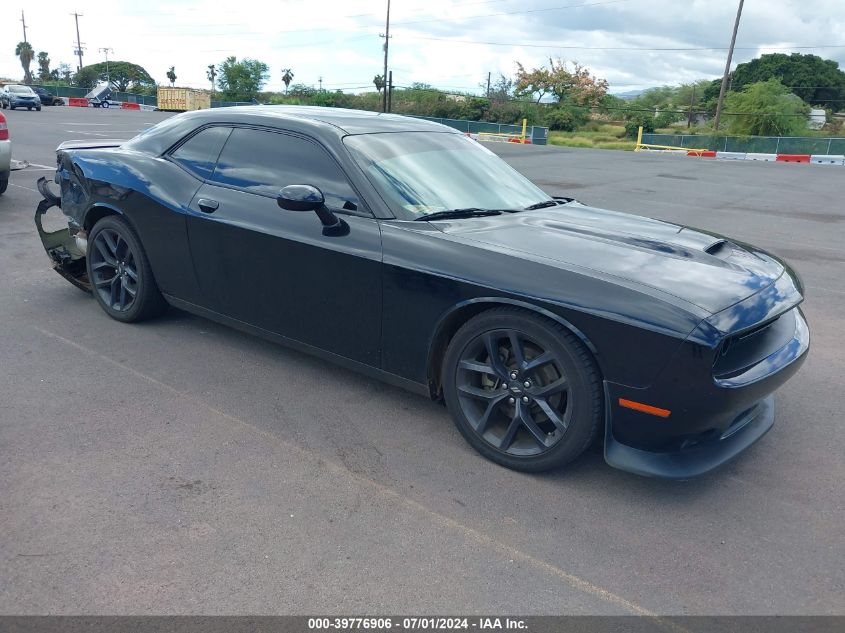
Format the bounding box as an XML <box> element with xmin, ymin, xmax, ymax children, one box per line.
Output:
<box><xmin>604</xmin><ymin>303</ymin><xmax>809</xmax><ymax>479</ymax></box>
<box><xmin>11</xmin><ymin>97</ymin><xmax>39</xmax><ymax>108</ymax></box>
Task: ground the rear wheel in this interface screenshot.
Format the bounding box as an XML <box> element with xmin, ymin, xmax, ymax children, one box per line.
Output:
<box><xmin>87</xmin><ymin>215</ymin><xmax>166</xmax><ymax>322</ymax></box>
<box><xmin>442</xmin><ymin>307</ymin><xmax>603</xmax><ymax>472</ymax></box>
<box><xmin>0</xmin><ymin>172</ymin><xmax>8</xmax><ymax>195</ymax></box>
<box><xmin>36</xmin><ymin>106</ymin><xmax>41</xmax><ymax>111</ymax></box>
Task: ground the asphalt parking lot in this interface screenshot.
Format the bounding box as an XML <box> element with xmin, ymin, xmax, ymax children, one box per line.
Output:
<box><xmin>1</xmin><ymin>106</ymin><xmax>843</xmax><ymax>615</ymax></box>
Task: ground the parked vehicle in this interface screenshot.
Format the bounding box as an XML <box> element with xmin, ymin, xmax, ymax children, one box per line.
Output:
<box><xmin>0</xmin><ymin>111</ymin><xmax>9</xmax><ymax>194</ymax></box>
<box><xmin>34</xmin><ymin>107</ymin><xmax>810</xmax><ymax>478</ymax></box>
<box><xmin>84</xmin><ymin>83</ymin><xmax>120</xmax><ymax>108</ymax></box>
<box><xmin>32</xmin><ymin>86</ymin><xmax>64</xmax><ymax>106</ymax></box>
<box><xmin>157</xmin><ymin>87</ymin><xmax>210</xmax><ymax>112</ymax></box>
<box><xmin>1</xmin><ymin>85</ymin><xmax>41</xmax><ymax>111</ymax></box>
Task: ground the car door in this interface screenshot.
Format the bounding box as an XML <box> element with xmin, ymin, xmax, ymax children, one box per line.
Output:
<box><xmin>184</xmin><ymin>126</ymin><xmax>383</xmax><ymax>367</ymax></box>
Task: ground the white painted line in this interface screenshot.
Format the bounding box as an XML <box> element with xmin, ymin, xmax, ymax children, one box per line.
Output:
<box><xmin>8</xmin><ymin>182</ymin><xmax>39</xmax><ymax>193</ymax></box>
<box><xmin>25</xmin><ymin>163</ymin><xmax>55</xmax><ymax>170</ymax></box>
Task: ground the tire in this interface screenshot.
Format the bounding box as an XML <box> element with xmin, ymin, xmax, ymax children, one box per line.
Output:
<box><xmin>102</xmin><ymin>101</ymin><xmax>110</xmax><ymax>109</ymax></box>
<box><xmin>0</xmin><ymin>178</ymin><xmax>8</xmax><ymax>195</ymax></box>
<box><xmin>36</xmin><ymin>106</ymin><xmax>41</xmax><ymax>111</ymax></box>
<box><xmin>9</xmin><ymin>105</ymin><xmax>15</xmax><ymax>110</ymax></box>
<box><xmin>27</xmin><ymin>106</ymin><xmax>32</xmax><ymax>111</ymax></box>
<box><xmin>86</xmin><ymin>215</ymin><xmax>166</xmax><ymax>323</ymax></box>
<box><xmin>442</xmin><ymin>307</ymin><xmax>603</xmax><ymax>472</ymax></box>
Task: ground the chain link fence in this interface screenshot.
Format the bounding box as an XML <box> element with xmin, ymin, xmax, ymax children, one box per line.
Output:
<box><xmin>411</xmin><ymin>116</ymin><xmax>548</xmax><ymax>145</ymax></box>
<box><xmin>642</xmin><ymin>133</ymin><xmax>845</xmax><ymax>155</ymax></box>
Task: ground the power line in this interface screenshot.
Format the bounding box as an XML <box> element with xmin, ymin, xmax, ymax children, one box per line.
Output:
<box><xmin>391</xmin><ymin>0</ymin><xmax>630</xmax><ymax>26</ymax></box>
<box><xmin>396</xmin><ymin>34</ymin><xmax>845</xmax><ymax>51</ymax></box>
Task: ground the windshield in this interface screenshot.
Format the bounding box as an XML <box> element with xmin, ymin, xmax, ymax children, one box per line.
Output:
<box><xmin>9</xmin><ymin>86</ymin><xmax>34</xmax><ymax>94</ymax></box>
<box><xmin>344</xmin><ymin>132</ymin><xmax>552</xmax><ymax>220</ymax></box>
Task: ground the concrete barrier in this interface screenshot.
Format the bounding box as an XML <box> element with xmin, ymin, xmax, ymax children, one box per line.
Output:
<box><xmin>716</xmin><ymin>151</ymin><xmax>747</xmax><ymax>160</ymax></box>
<box><xmin>68</xmin><ymin>97</ymin><xmax>89</xmax><ymax>107</ymax></box>
<box><xmin>120</xmin><ymin>102</ymin><xmax>141</xmax><ymax>110</ymax></box>
<box><xmin>776</xmin><ymin>154</ymin><xmax>811</xmax><ymax>163</ymax></box>
<box><xmin>810</xmin><ymin>154</ymin><xmax>845</xmax><ymax>165</ymax></box>
<box><xmin>745</xmin><ymin>153</ymin><xmax>778</xmax><ymax>162</ymax></box>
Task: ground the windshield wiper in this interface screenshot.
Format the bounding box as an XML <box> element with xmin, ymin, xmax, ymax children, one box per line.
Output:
<box><xmin>524</xmin><ymin>200</ymin><xmax>560</xmax><ymax>210</ymax></box>
<box><xmin>414</xmin><ymin>208</ymin><xmax>504</xmax><ymax>221</ymax></box>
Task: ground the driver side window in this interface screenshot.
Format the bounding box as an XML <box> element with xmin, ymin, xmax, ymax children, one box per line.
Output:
<box><xmin>210</xmin><ymin>128</ymin><xmax>364</xmax><ymax>213</ymax></box>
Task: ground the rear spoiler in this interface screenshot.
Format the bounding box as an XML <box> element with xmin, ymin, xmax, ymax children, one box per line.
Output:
<box><xmin>56</xmin><ymin>139</ymin><xmax>125</xmax><ymax>151</ymax></box>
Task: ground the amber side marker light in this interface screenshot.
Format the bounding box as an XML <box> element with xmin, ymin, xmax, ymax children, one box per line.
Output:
<box><xmin>618</xmin><ymin>398</ymin><xmax>672</xmax><ymax>418</ymax></box>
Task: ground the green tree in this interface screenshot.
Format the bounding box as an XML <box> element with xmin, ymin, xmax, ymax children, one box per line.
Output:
<box><xmin>207</xmin><ymin>64</ymin><xmax>217</xmax><ymax>94</ymax></box>
<box><xmin>15</xmin><ymin>41</ymin><xmax>34</xmax><ymax>84</ymax></box>
<box><xmin>36</xmin><ymin>51</ymin><xmax>51</xmax><ymax>82</ymax></box>
<box><xmin>723</xmin><ymin>79</ymin><xmax>810</xmax><ymax>136</ymax></box>
<box><xmin>731</xmin><ymin>53</ymin><xmax>845</xmax><ymax>109</ymax></box>
<box><xmin>217</xmin><ymin>56</ymin><xmax>269</xmax><ymax>101</ymax></box>
<box><xmin>373</xmin><ymin>74</ymin><xmax>385</xmax><ymax>93</ymax></box>
<box><xmin>486</xmin><ymin>73</ymin><xmax>514</xmax><ymax>102</ymax></box>
<box><xmin>281</xmin><ymin>68</ymin><xmax>294</xmax><ymax>93</ymax></box>
<box><xmin>166</xmin><ymin>66</ymin><xmax>176</xmax><ymax>86</ymax></box>
<box><xmin>73</xmin><ymin>61</ymin><xmax>155</xmax><ymax>91</ymax></box>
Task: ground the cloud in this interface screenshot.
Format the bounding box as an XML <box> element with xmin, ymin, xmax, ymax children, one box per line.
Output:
<box><xmin>1</xmin><ymin>0</ymin><xmax>843</xmax><ymax>93</ymax></box>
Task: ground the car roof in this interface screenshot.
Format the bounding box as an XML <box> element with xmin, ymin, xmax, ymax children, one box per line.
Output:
<box><xmin>125</xmin><ymin>106</ymin><xmax>458</xmax><ymax>155</ymax></box>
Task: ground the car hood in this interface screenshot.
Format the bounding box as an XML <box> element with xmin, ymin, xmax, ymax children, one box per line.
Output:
<box><xmin>433</xmin><ymin>202</ymin><xmax>784</xmax><ymax>314</ymax></box>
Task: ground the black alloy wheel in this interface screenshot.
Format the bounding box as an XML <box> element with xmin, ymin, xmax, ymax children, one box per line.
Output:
<box><xmin>443</xmin><ymin>308</ymin><xmax>603</xmax><ymax>472</ymax></box>
<box><xmin>87</xmin><ymin>215</ymin><xmax>166</xmax><ymax>322</ymax></box>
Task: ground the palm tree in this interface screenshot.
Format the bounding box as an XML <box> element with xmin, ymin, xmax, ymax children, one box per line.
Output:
<box><xmin>166</xmin><ymin>66</ymin><xmax>177</xmax><ymax>87</ymax></box>
<box><xmin>373</xmin><ymin>74</ymin><xmax>385</xmax><ymax>93</ymax></box>
<box><xmin>15</xmin><ymin>42</ymin><xmax>34</xmax><ymax>84</ymax></box>
<box><xmin>281</xmin><ymin>68</ymin><xmax>294</xmax><ymax>93</ymax></box>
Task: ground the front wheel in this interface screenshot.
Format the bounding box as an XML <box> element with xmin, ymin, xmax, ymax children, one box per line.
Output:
<box><xmin>87</xmin><ymin>215</ymin><xmax>166</xmax><ymax>322</ymax></box>
<box><xmin>101</xmin><ymin>101</ymin><xmax>110</xmax><ymax>109</ymax></box>
<box><xmin>36</xmin><ymin>106</ymin><xmax>41</xmax><ymax>111</ymax></box>
<box><xmin>442</xmin><ymin>308</ymin><xmax>603</xmax><ymax>472</ymax></box>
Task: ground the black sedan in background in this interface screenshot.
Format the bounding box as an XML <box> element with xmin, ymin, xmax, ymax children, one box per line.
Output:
<box><xmin>32</xmin><ymin>86</ymin><xmax>64</xmax><ymax>106</ymax></box>
<box><xmin>34</xmin><ymin>107</ymin><xmax>809</xmax><ymax>479</ymax></box>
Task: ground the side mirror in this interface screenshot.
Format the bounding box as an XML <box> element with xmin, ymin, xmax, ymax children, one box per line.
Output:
<box><xmin>277</xmin><ymin>184</ymin><xmax>348</xmax><ymax>235</ymax></box>
<box><xmin>277</xmin><ymin>184</ymin><xmax>324</xmax><ymax>212</ymax></box>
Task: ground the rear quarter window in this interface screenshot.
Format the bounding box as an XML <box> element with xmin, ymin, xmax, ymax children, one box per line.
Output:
<box><xmin>170</xmin><ymin>127</ymin><xmax>232</xmax><ymax>180</ymax></box>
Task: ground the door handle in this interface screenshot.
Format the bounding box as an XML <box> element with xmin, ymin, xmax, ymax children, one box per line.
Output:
<box><xmin>197</xmin><ymin>198</ymin><xmax>219</xmax><ymax>213</ymax></box>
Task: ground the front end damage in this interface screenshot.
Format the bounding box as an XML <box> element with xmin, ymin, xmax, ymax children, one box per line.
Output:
<box><xmin>35</xmin><ymin>176</ymin><xmax>91</xmax><ymax>293</ymax></box>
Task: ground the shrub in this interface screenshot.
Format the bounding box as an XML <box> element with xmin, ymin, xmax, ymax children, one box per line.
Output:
<box><xmin>544</xmin><ymin>106</ymin><xmax>590</xmax><ymax>131</ymax></box>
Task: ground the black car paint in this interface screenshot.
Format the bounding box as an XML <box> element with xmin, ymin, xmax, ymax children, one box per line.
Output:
<box><xmin>40</xmin><ymin>106</ymin><xmax>810</xmax><ymax>478</ymax></box>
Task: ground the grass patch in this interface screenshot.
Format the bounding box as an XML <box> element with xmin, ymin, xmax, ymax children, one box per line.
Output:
<box><xmin>548</xmin><ymin>125</ymin><xmax>636</xmax><ymax>151</ymax></box>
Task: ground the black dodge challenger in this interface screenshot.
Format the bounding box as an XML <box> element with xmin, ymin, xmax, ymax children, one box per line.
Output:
<box><xmin>35</xmin><ymin>106</ymin><xmax>810</xmax><ymax>478</ymax></box>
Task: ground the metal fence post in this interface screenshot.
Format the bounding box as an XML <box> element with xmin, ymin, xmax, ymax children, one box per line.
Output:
<box><xmin>827</xmin><ymin>138</ymin><xmax>832</xmax><ymax>154</ymax></box>
<box><xmin>775</xmin><ymin>137</ymin><xmax>780</xmax><ymax>154</ymax></box>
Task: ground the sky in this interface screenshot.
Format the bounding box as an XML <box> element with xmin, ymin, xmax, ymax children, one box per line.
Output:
<box><xmin>2</xmin><ymin>0</ymin><xmax>845</xmax><ymax>94</ymax></box>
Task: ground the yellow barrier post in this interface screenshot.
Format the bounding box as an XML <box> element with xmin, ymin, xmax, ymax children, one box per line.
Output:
<box><xmin>521</xmin><ymin>118</ymin><xmax>528</xmax><ymax>144</ymax></box>
<box><xmin>636</xmin><ymin>125</ymin><xmax>644</xmax><ymax>151</ymax></box>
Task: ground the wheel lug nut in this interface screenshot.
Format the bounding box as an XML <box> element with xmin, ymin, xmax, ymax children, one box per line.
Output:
<box><xmin>522</xmin><ymin>396</ymin><xmax>529</xmax><ymax>403</ymax></box>
<box><xmin>510</xmin><ymin>372</ymin><xmax>518</xmax><ymax>379</ymax></box>
<box><xmin>508</xmin><ymin>397</ymin><xmax>515</xmax><ymax>404</ymax></box>
<box><xmin>523</xmin><ymin>381</ymin><xmax>531</xmax><ymax>388</ymax></box>
<box><xmin>501</xmin><ymin>383</ymin><xmax>508</xmax><ymax>389</ymax></box>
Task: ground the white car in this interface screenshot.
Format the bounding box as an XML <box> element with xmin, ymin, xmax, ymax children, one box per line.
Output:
<box><xmin>0</xmin><ymin>111</ymin><xmax>10</xmax><ymax>195</ymax></box>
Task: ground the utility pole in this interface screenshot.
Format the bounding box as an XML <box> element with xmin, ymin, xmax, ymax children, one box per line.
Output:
<box><xmin>99</xmin><ymin>48</ymin><xmax>113</xmax><ymax>88</ymax></box>
<box><xmin>71</xmin><ymin>12</ymin><xmax>84</xmax><ymax>71</ymax></box>
<box><xmin>687</xmin><ymin>85</ymin><xmax>696</xmax><ymax>129</ymax></box>
<box><xmin>486</xmin><ymin>71</ymin><xmax>491</xmax><ymax>98</ymax></box>
<box><xmin>21</xmin><ymin>11</ymin><xmax>28</xmax><ymax>43</ymax></box>
<box><xmin>713</xmin><ymin>0</ymin><xmax>744</xmax><ymax>131</ymax></box>
<box><xmin>388</xmin><ymin>70</ymin><xmax>393</xmax><ymax>113</ymax></box>
<box><xmin>319</xmin><ymin>76</ymin><xmax>323</xmax><ymax>91</ymax></box>
<box><xmin>380</xmin><ymin>0</ymin><xmax>391</xmax><ymax>113</ymax></box>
